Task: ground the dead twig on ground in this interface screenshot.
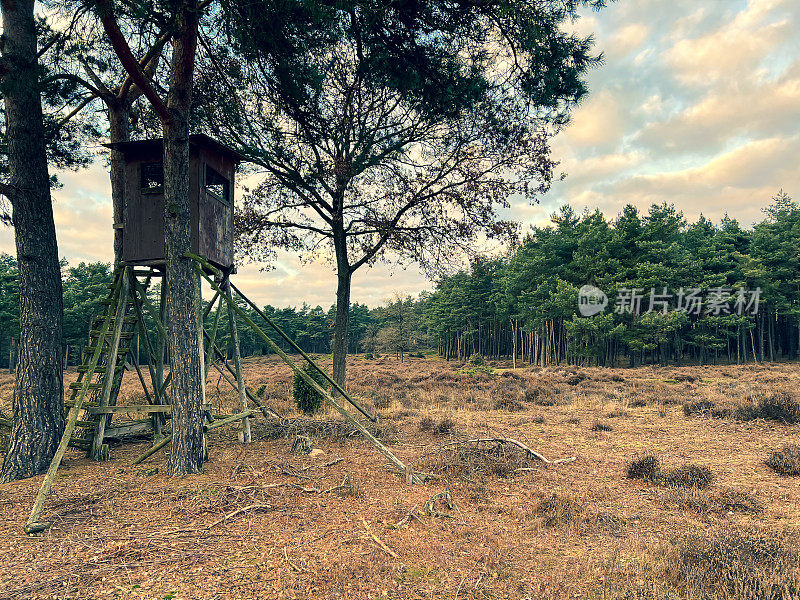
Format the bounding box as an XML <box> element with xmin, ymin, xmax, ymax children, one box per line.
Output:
<box><xmin>437</xmin><ymin>438</ymin><xmax>576</xmax><ymax>465</ymax></box>
<box><xmin>360</xmin><ymin>517</ymin><xmax>399</xmax><ymax>558</ymax></box>
<box><xmin>205</xmin><ymin>503</ymin><xmax>272</xmax><ymax>530</ymax></box>
<box><xmin>283</xmin><ymin>546</ymin><xmax>308</xmax><ymax>572</ymax></box>
<box><xmin>301</xmin><ymin>458</ymin><xmax>344</xmax><ymax>471</ymax></box>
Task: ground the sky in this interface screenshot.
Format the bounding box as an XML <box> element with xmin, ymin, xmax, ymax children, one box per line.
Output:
<box><xmin>2</xmin><ymin>0</ymin><xmax>799</xmax><ymax>308</ymax></box>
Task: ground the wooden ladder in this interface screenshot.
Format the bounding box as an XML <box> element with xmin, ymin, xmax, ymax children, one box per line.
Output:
<box><xmin>71</xmin><ymin>267</ymin><xmax>142</xmax><ymax>459</ymax></box>
<box><xmin>25</xmin><ymin>266</ymin><xmax>133</xmax><ymax>533</ymax></box>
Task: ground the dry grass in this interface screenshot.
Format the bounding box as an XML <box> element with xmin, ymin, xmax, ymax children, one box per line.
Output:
<box><xmin>535</xmin><ymin>493</ymin><xmax>583</xmax><ymax>528</ymax></box>
<box><xmin>670</xmin><ymin>528</ymin><xmax>800</xmax><ymax>599</ymax></box>
<box><xmin>1</xmin><ymin>357</ymin><xmax>800</xmax><ymax>599</ymax></box>
<box><xmin>662</xmin><ymin>486</ymin><xmax>763</xmax><ymax>516</ymax></box>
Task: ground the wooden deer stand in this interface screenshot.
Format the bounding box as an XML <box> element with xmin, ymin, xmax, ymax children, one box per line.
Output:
<box><xmin>24</xmin><ymin>136</ymin><xmax>418</xmax><ymax>535</ymax></box>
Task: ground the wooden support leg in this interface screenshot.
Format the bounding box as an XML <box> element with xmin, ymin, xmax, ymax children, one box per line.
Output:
<box><xmin>154</xmin><ymin>274</ymin><xmax>167</xmax><ymax>437</ymax></box>
<box><xmin>189</xmin><ymin>257</ymin><xmax>421</xmax><ymax>484</ymax></box>
<box><xmin>226</xmin><ymin>278</ymin><xmax>250</xmax><ymax>443</ymax></box>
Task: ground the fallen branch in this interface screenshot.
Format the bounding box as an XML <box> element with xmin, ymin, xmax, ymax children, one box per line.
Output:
<box><xmin>206</xmin><ymin>503</ymin><xmax>272</xmax><ymax>530</ymax></box>
<box><xmin>437</xmin><ymin>438</ymin><xmax>576</xmax><ymax>465</ymax></box>
<box><xmin>301</xmin><ymin>458</ymin><xmax>344</xmax><ymax>471</ymax></box>
<box><xmin>360</xmin><ymin>517</ymin><xmax>399</xmax><ymax>559</ymax></box>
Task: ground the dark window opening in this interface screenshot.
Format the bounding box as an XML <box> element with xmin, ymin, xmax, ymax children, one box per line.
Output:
<box><xmin>205</xmin><ymin>165</ymin><xmax>230</xmax><ymax>203</ymax></box>
<box><xmin>141</xmin><ymin>162</ymin><xmax>164</xmax><ymax>193</ymax></box>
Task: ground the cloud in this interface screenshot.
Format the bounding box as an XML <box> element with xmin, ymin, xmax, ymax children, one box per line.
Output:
<box><xmin>608</xmin><ymin>24</ymin><xmax>650</xmax><ymax>58</ymax></box>
<box><xmin>636</xmin><ymin>60</ymin><xmax>800</xmax><ymax>154</ymax></box>
<box><xmin>560</xmin><ymin>137</ymin><xmax>800</xmax><ymax>225</ymax></box>
<box><xmin>234</xmin><ymin>254</ymin><xmax>429</xmax><ymax>308</ymax></box>
<box><xmin>561</xmin><ymin>89</ymin><xmax>624</xmax><ymax>150</ymax></box>
<box><xmin>666</xmin><ymin>10</ymin><xmax>789</xmax><ymax>87</ymax></box>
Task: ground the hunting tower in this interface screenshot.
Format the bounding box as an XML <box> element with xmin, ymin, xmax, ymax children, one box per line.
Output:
<box><xmin>105</xmin><ymin>134</ymin><xmax>242</xmax><ymax>270</ymax></box>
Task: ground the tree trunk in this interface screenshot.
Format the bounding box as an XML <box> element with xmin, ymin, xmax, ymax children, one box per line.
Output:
<box><xmin>0</xmin><ymin>0</ymin><xmax>65</xmax><ymax>482</ymax></box>
<box><xmin>108</xmin><ymin>103</ymin><xmax>130</xmax><ymax>266</ymax></box>
<box><xmin>331</xmin><ymin>259</ymin><xmax>351</xmax><ymax>392</ymax></box>
<box><xmin>164</xmin><ymin>3</ymin><xmax>204</xmax><ymax>475</ymax></box>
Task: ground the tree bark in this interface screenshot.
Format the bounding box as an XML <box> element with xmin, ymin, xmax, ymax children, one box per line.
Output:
<box><xmin>108</xmin><ymin>103</ymin><xmax>130</xmax><ymax>266</ymax></box>
<box><xmin>331</xmin><ymin>224</ymin><xmax>351</xmax><ymax>392</ymax></box>
<box><xmin>164</xmin><ymin>1</ymin><xmax>204</xmax><ymax>475</ymax></box>
<box><xmin>332</xmin><ymin>267</ymin><xmax>352</xmax><ymax>392</ymax></box>
<box><xmin>0</xmin><ymin>0</ymin><xmax>65</xmax><ymax>482</ymax></box>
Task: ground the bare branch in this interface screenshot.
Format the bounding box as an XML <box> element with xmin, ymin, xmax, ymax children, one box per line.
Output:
<box><xmin>49</xmin><ymin>95</ymin><xmax>98</xmax><ymax>136</ymax></box>
<box><xmin>93</xmin><ymin>0</ymin><xmax>171</xmax><ymax>122</ymax></box>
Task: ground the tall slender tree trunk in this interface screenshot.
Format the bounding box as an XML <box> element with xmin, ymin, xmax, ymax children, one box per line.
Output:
<box><xmin>331</xmin><ymin>227</ymin><xmax>351</xmax><ymax>391</ymax></box>
<box><xmin>108</xmin><ymin>104</ymin><xmax>130</xmax><ymax>266</ymax></box>
<box><xmin>0</xmin><ymin>0</ymin><xmax>65</xmax><ymax>482</ymax></box>
<box><xmin>164</xmin><ymin>3</ymin><xmax>204</xmax><ymax>475</ymax></box>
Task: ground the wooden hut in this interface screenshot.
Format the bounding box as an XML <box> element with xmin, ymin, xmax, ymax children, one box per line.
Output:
<box><xmin>104</xmin><ymin>134</ymin><xmax>243</xmax><ymax>270</ymax></box>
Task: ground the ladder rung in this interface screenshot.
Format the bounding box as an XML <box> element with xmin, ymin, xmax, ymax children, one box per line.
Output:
<box><xmin>77</xmin><ymin>365</ymin><xmax>124</xmax><ymax>374</ymax></box>
<box><xmin>84</xmin><ymin>344</ymin><xmax>132</xmax><ymax>357</ymax></box>
<box><xmin>92</xmin><ymin>316</ymin><xmax>136</xmax><ymax>326</ymax></box>
<box><xmin>69</xmin><ymin>382</ymin><xmax>104</xmax><ymax>391</ymax></box>
<box><xmin>65</xmin><ymin>401</ymin><xmax>99</xmax><ymax>408</ymax></box>
<box><xmin>90</xmin><ymin>330</ymin><xmax>134</xmax><ymax>339</ymax></box>
<box><xmin>74</xmin><ymin>420</ymin><xmax>97</xmax><ymax>428</ymax></box>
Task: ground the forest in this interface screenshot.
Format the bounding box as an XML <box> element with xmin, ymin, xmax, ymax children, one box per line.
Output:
<box><xmin>3</xmin><ymin>193</ymin><xmax>797</xmax><ymax>370</ymax></box>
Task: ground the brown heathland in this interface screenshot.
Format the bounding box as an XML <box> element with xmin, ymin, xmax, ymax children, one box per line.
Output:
<box><xmin>0</xmin><ymin>356</ymin><xmax>799</xmax><ymax>599</ymax></box>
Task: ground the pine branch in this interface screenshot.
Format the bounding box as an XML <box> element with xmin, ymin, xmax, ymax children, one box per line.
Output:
<box><xmin>93</xmin><ymin>0</ymin><xmax>171</xmax><ymax>122</ymax></box>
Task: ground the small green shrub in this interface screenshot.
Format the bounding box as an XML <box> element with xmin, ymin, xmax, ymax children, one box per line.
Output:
<box><xmin>591</xmin><ymin>421</ymin><xmax>613</xmax><ymax>432</ymax></box>
<box><xmin>364</xmin><ymin>352</ymin><xmax>374</xmax><ymax>360</ymax></box>
<box><xmin>468</xmin><ymin>353</ymin><xmax>484</xmax><ymax>366</ymax></box>
<box><xmin>293</xmin><ymin>363</ymin><xmax>328</xmax><ymax>415</ymax></box>
<box><xmin>765</xmin><ymin>445</ymin><xmax>800</xmax><ymax>476</ymax></box>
